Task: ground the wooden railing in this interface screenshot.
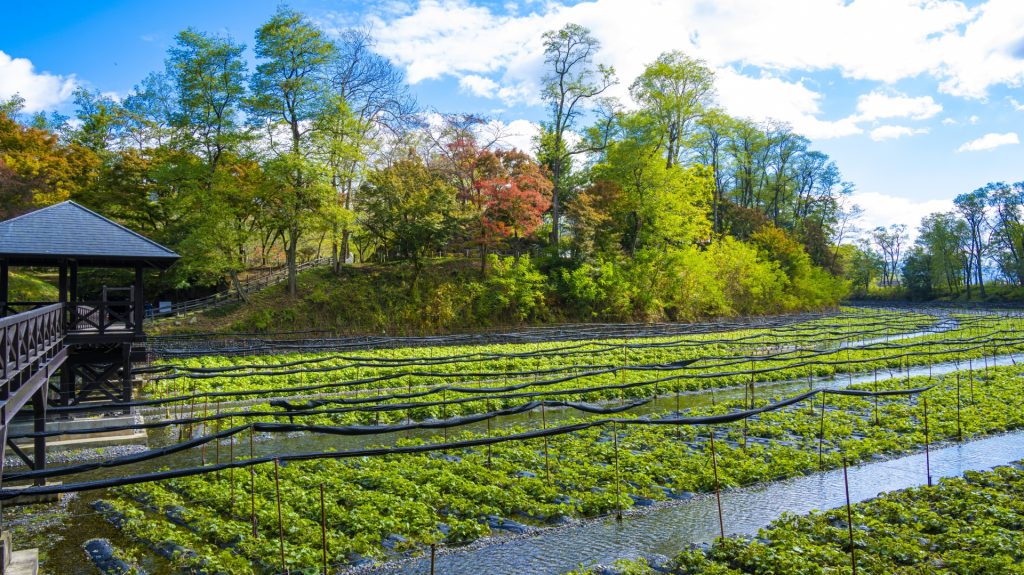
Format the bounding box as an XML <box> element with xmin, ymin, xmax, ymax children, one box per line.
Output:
<box><xmin>0</xmin><ymin>303</ymin><xmax>65</xmax><ymax>393</ymax></box>
<box><xmin>0</xmin><ymin>301</ymin><xmax>54</xmax><ymax>317</ymax></box>
<box><xmin>70</xmin><ymin>301</ymin><xmax>135</xmax><ymax>334</ymax></box>
<box><xmin>147</xmin><ymin>257</ymin><xmax>332</xmax><ymax>319</ymax></box>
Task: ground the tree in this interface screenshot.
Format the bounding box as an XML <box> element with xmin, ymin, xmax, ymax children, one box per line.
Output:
<box><xmin>839</xmin><ymin>241</ymin><xmax>884</xmax><ymax>296</ymax></box>
<box><xmin>629</xmin><ymin>50</ymin><xmax>715</xmax><ymax>168</ymax></box>
<box><xmin>871</xmin><ymin>224</ymin><xmax>907</xmax><ymax>287</ymax></box>
<box><xmin>985</xmin><ymin>181</ymin><xmax>1024</xmax><ymax>285</ymax></box>
<box><xmin>590</xmin><ymin>111</ymin><xmax>712</xmax><ymax>256</ymax></box>
<box><xmin>0</xmin><ymin>103</ymin><xmax>97</xmax><ymax>218</ymax></box>
<box><xmin>539</xmin><ymin>23</ymin><xmax>616</xmax><ymax>250</ymax></box>
<box><xmin>917</xmin><ymin>211</ymin><xmax>967</xmax><ymax>295</ymax></box>
<box><xmin>326</xmin><ymin>28</ymin><xmax>417</xmax><ymax>266</ymax></box>
<box><xmin>357</xmin><ymin>156</ymin><xmax>462</xmax><ymax>283</ymax></box>
<box><xmin>954</xmin><ymin>188</ymin><xmax>989</xmax><ymax>298</ymax></box>
<box><xmin>901</xmin><ymin>247</ymin><xmax>933</xmax><ymax>300</ymax></box>
<box><xmin>249</xmin><ymin>7</ymin><xmax>336</xmax><ymax>296</ymax></box>
<box><xmin>474</xmin><ymin>149</ymin><xmax>552</xmax><ymax>267</ymax></box>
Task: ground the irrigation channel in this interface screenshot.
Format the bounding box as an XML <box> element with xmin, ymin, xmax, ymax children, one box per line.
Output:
<box><xmin>377</xmin><ymin>431</ymin><xmax>1024</xmax><ymax>575</ymax></box>
<box><xmin>5</xmin><ymin>306</ymin><xmax>1024</xmax><ymax>575</ymax></box>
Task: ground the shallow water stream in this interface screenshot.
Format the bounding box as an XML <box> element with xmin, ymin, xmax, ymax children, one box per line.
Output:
<box><xmin>376</xmin><ymin>430</ymin><xmax>1024</xmax><ymax>575</ymax></box>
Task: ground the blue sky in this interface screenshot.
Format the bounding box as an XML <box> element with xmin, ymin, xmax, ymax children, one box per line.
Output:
<box><xmin>3</xmin><ymin>0</ymin><xmax>1024</xmax><ymax>237</ymax></box>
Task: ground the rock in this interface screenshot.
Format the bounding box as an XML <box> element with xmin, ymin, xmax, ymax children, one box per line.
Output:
<box><xmin>91</xmin><ymin>501</ymin><xmax>127</xmax><ymax>529</ymax></box>
<box><xmin>553</xmin><ymin>494</ymin><xmax>574</xmax><ymax>505</ymax></box>
<box><xmin>546</xmin><ymin>514</ymin><xmax>571</xmax><ymax>526</ymax></box>
<box><xmin>382</xmin><ymin>533</ymin><xmax>408</xmax><ymax>550</ymax></box>
<box><xmin>514</xmin><ymin>470</ymin><xmax>537</xmax><ymax>479</ymax></box>
<box><xmin>347</xmin><ymin>553</ymin><xmax>375</xmax><ymax>568</ymax></box>
<box><xmin>629</xmin><ymin>494</ymin><xmax>656</xmax><ymax>507</ymax></box>
<box><xmin>485</xmin><ymin>515</ymin><xmax>529</xmax><ymax>534</ymax></box>
<box><xmin>83</xmin><ymin>539</ymin><xmax>136</xmax><ymax>575</ymax></box>
<box><xmin>436</xmin><ymin>454</ymin><xmax>461</xmax><ymax>463</ymax></box>
<box><xmin>643</xmin><ymin>553</ymin><xmax>671</xmax><ymax>572</ymax></box>
<box><xmin>154</xmin><ymin>541</ymin><xmax>198</xmax><ymax>562</ymax></box>
<box><xmin>165</xmin><ymin>506</ymin><xmax>193</xmax><ymax>530</ymax></box>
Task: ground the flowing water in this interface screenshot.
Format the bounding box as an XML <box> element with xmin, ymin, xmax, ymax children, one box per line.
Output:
<box><xmin>376</xmin><ymin>431</ymin><xmax>1024</xmax><ymax>575</ymax></box>
<box><xmin>11</xmin><ymin>314</ymin><xmax>1023</xmax><ymax>574</ymax></box>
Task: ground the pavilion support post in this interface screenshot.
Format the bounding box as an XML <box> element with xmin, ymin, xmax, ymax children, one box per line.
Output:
<box><xmin>133</xmin><ymin>265</ymin><xmax>144</xmax><ymax>334</ymax></box>
<box><xmin>58</xmin><ymin>261</ymin><xmax>68</xmax><ymax>304</ymax></box>
<box><xmin>59</xmin><ymin>363</ymin><xmax>74</xmax><ymax>409</ymax></box>
<box><xmin>121</xmin><ymin>343</ymin><xmax>132</xmax><ymax>408</ymax></box>
<box><xmin>69</xmin><ymin>260</ymin><xmax>78</xmax><ymax>306</ymax></box>
<box><xmin>32</xmin><ymin>386</ymin><xmax>47</xmax><ymax>487</ymax></box>
<box><xmin>0</xmin><ymin>260</ymin><xmax>8</xmax><ymax>315</ymax></box>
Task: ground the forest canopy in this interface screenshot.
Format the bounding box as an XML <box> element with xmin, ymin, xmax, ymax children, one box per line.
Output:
<box><xmin>0</xmin><ymin>11</ymin><xmax>854</xmax><ymax>324</ymax></box>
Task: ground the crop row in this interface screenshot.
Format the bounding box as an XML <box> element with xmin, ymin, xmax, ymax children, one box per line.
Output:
<box><xmin>570</xmin><ymin>461</ymin><xmax>1024</xmax><ymax>575</ymax></box>
<box><xmin>97</xmin><ymin>360</ymin><xmax>1024</xmax><ymax>574</ymax></box>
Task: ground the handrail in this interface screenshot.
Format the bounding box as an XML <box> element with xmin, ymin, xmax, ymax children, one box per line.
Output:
<box><xmin>1</xmin><ymin>303</ymin><xmax>65</xmax><ymax>390</ymax></box>
<box><xmin>147</xmin><ymin>257</ymin><xmax>332</xmax><ymax>319</ymax></box>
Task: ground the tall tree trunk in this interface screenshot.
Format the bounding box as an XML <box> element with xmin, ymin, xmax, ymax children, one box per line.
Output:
<box><xmin>286</xmin><ymin>224</ymin><xmax>299</xmax><ymax>297</ymax></box>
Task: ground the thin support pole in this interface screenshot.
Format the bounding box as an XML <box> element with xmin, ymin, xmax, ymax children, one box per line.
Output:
<box><xmin>542</xmin><ymin>402</ymin><xmax>551</xmax><ymax>484</ymax></box>
<box><xmin>819</xmin><ymin>392</ymin><xmax>827</xmax><ymax>470</ymax></box>
<box><xmin>873</xmin><ymin>368</ymin><xmax>879</xmax><ymax>426</ymax></box>
<box><xmin>320</xmin><ymin>483</ymin><xmax>328</xmax><ymax>575</ymax></box>
<box><xmin>613</xmin><ymin>422</ymin><xmax>623</xmax><ymax>522</ymax></box>
<box><xmin>486</xmin><ymin>399</ymin><xmax>493</xmax><ymax>468</ymax></box>
<box><xmin>969</xmin><ymin>358</ymin><xmax>975</xmax><ymax>403</ymax></box>
<box><xmin>430</xmin><ymin>543</ymin><xmax>436</xmax><ymax>575</ymax></box>
<box><xmin>842</xmin><ymin>458</ymin><xmax>858</xmax><ymax>575</ymax></box>
<box><xmin>923</xmin><ymin>396</ymin><xmax>932</xmax><ymax>487</ymax></box>
<box><xmin>955</xmin><ymin>373</ymin><xmax>962</xmax><ymax>441</ymax></box>
<box><xmin>229</xmin><ymin>419</ymin><xmax>235</xmax><ymax>517</ymax></box>
<box><xmin>250</xmin><ymin>466</ymin><xmax>258</xmax><ymax>538</ymax></box>
<box><xmin>275</xmin><ymin>458</ymin><xmax>286</xmax><ymax>574</ymax></box>
<box><xmin>708</xmin><ymin>426</ymin><xmax>725</xmax><ymax>539</ymax></box>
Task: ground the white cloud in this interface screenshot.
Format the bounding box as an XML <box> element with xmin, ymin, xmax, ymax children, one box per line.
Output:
<box><xmin>941</xmin><ymin>118</ymin><xmax>957</xmax><ymax>125</ymax></box>
<box><xmin>357</xmin><ymin>0</ymin><xmax>1024</xmax><ymax>146</ymax></box>
<box><xmin>715</xmin><ymin>69</ymin><xmax>861</xmax><ymax>139</ymax></box>
<box><xmin>1010</xmin><ymin>97</ymin><xmax>1024</xmax><ymax>111</ymax></box>
<box><xmin>484</xmin><ymin>118</ymin><xmax>540</xmax><ymax>153</ymax></box>
<box><xmin>851</xmin><ymin>191</ymin><xmax>953</xmax><ymax>237</ymax></box>
<box><xmin>869</xmin><ymin>125</ymin><xmax>928</xmax><ymax>142</ymax></box>
<box><xmin>459</xmin><ymin>74</ymin><xmax>500</xmax><ymax>98</ymax></box>
<box><xmin>855</xmin><ymin>91</ymin><xmax>942</xmax><ymax>122</ymax></box>
<box><xmin>0</xmin><ymin>51</ymin><xmax>77</xmax><ymax>113</ymax></box>
<box><xmin>360</xmin><ymin>0</ymin><xmax>1013</xmax><ymax>96</ymax></box>
<box><xmin>969</xmin><ymin>114</ymin><xmax>980</xmax><ymax>124</ymax></box>
<box><xmin>956</xmin><ymin>132</ymin><xmax>1020</xmax><ymax>152</ymax></box>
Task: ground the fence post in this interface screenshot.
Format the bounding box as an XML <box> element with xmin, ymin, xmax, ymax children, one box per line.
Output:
<box><xmin>275</xmin><ymin>458</ymin><xmax>286</xmax><ymax>574</ymax></box>
<box><xmin>708</xmin><ymin>425</ymin><xmax>725</xmax><ymax>539</ymax></box>
<box><xmin>613</xmin><ymin>421</ymin><xmax>622</xmax><ymax>522</ymax></box>
<box><xmin>320</xmin><ymin>483</ymin><xmax>328</xmax><ymax>575</ymax></box>
<box><xmin>842</xmin><ymin>458</ymin><xmax>857</xmax><ymax>575</ymax></box>
<box><xmin>818</xmin><ymin>392</ymin><xmax>827</xmax><ymax>470</ymax></box>
<box><xmin>923</xmin><ymin>396</ymin><xmax>932</xmax><ymax>487</ymax></box>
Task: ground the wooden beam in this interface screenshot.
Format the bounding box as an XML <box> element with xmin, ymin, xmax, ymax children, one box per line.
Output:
<box><xmin>58</xmin><ymin>261</ymin><xmax>68</xmax><ymax>304</ymax></box>
<box><xmin>133</xmin><ymin>265</ymin><xmax>144</xmax><ymax>335</ymax></box>
<box><xmin>0</xmin><ymin>260</ymin><xmax>8</xmax><ymax>310</ymax></box>
<box><xmin>69</xmin><ymin>261</ymin><xmax>78</xmax><ymax>305</ymax></box>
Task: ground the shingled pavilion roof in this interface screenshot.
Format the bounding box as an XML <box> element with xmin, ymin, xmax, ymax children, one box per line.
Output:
<box><xmin>0</xmin><ymin>201</ymin><xmax>179</xmax><ymax>268</ymax></box>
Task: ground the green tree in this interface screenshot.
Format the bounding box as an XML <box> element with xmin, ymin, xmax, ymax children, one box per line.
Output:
<box><xmin>590</xmin><ymin>112</ymin><xmax>712</xmax><ymax>256</ymax></box>
<box><xmin>954</xmin><ymin>188</ymin><xmax>988</xmax><ymax>298</ymax></box>
<box><xmin>538</xmin><ymin>23</ymin><xmax>616</xmax><ymax>250</ymax></box>
<box><xmin>917</xmin><ymin>211</ymin><xmax>967</xmax><ymax>295</ymax></box>
<box><xmin>249</xmin><ymin>7</ymin><xmax>336</xmax><ymax>296</ymax></box>
<box><xmin>357</xmin><ymin>156</ymin><xmax>462</xmax><ymax>283</ymax></box>
<box><xmin>629</xmin><ymin>50</ymin><xmax>715</xmax><ymax>168</ymax></box>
